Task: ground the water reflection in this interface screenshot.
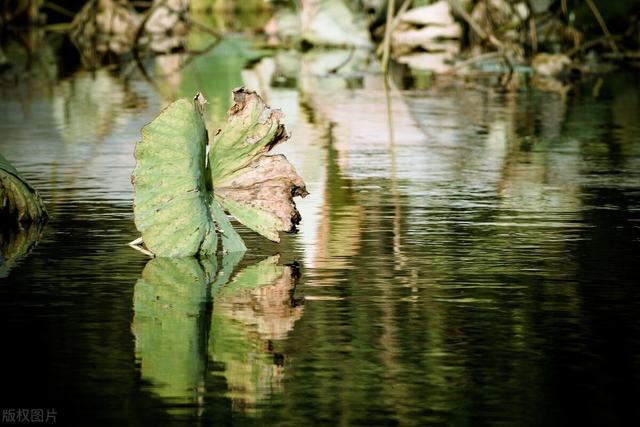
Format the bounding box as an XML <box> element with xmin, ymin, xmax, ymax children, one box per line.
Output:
<box><xmin>153</xmin><ymin>37</ymin><xmax>263</xmax><ymax>124</ymax></box>
<box><xmin>132</xmin><ymin>257</ymin><xmax>215</xmax><ymax>415</ymax></box>
<box><xmin>52</xmin><ymin>69</ymin><xmax>146</xmax><ymax>144</ymax></box>
<box><xmin>0</xmin><ymin>223</ymin><xmax>44</xmax><ymax>278</ymax></box>
<box><xmin>236</xmin><ymin>49</ymin><xmax>639</xmax><ymax>425</ymax></box>
<box><xmin>211</xmin><ymin>255</ymin><xmax>303</xmax><ymax>413</ymax></box>
<box><xmin>132</xmin><ymin>254</ymin><xmax>302</xmax><ymax>417</ymax></box>
<box><xmin>1</xmin><ymin>27</ymin><xmax>640</xmax><ymax>425</ymax></box>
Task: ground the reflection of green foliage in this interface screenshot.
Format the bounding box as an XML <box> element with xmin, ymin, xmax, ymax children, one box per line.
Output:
<box><xmin>0</xmin><ymin>223</ymin><xmax>45</xmax><ymax>278</ymax></box>
<box><xmin>215</xmin><ymin>255</ymin><xmax>284</xmax><ymax>297</ymax></box>
<box><xmin>133</xmin><ymin>257</ymin><xmax>217</xmax><ymax>408</ymax></box>
<box><xmin>190</xmin><ymin>1</ymin><xmax>272</xmax><ymax>33</ymax></box>
<box><xmin>209</xmin><ymin>308</ymin><xmax>280</xmax><ymax>412</ymax></box>
<box><xmin>1</xmin><ymin>34</ymin><xmax>59</xmax><ymax>85</ymax></box>
<box><xmin>52</xmin><ymin>70</ymin><xmax>132</xmax><ymax>143</ymax></box>
<box><xmin>179</xmin><ymin>37</ymin><xmax>266</xmax><ymax>124</ymax></box>
<box><xmin>133</xmin><ymin>253</ymin><xmax>298</xmax><ymax>416</ymax></box>
<box><xmin>209</xmin><ymin>256</ymin><xmax>288</xmax><ymax>413</ymax></box>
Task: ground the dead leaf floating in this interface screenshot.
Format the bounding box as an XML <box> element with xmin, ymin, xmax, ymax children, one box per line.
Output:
<box><xmin>131</xmin><ymin>89</ymin><xmax>307</xmax><ymax>258</ymax></box>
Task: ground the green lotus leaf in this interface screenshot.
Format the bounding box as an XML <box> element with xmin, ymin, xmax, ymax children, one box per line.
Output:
<box><xmin>0</xmin><ymin>153</ymin><xmax>47</xmax><ymax>225</ymax></box>
<box><xmin>132</xmin><ymin>98</ymin><xmax>219</xmax><ymax>257</ymax></box>
<box><xmin>210</xmin><ymin>197</ymin><xmax>247</xmax><ymax>253</ymax></box>
<box><xmin>132</xmin><ymin>89</ymin><xmax>307</xmax><ymax>256</ymax></box>
<box><xmin>210</xmin><ymin>89</ymin><xmax>308</xmax><ymax>242</ymax></box>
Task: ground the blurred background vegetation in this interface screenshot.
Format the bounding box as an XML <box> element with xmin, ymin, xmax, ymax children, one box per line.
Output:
<box><xmin>1</xmin><ymin>0</ymin><xmax>638</xmax><ymax>78</ymax></box>
<box><xmin>1</xmin><ymin>2</ymin><xmax>639</xmax><ymax>425</ymax></box>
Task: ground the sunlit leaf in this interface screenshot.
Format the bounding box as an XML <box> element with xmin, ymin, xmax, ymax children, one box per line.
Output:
<box><xmin>132</xmin><ymin>98</ymin><xmax>219</xmax><ymax>257</ymax></box>
<box><xmin>210</xmin><ymin>89</ymin><xmax>308</xmax><ymax>242</ymax></box>
<box><xmin>209</xmin><ymin>197</ymin><xmax>246</xmax><ymax>253</ymax></box>
<box><xmin>132</xmin><ymin>89</ymin><xmax>307</xmax><ymax>256</ymax></box>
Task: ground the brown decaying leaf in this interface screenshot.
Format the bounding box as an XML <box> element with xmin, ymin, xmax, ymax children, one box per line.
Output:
<box><xmin>216</xmin><ymin>154</ymin><xmax>309</xmax><ymax>234</ymax></box>
<box><xmin>211</xmin><ymin>88</ymin><xmax>308</xmax><ymax>242</ymax></box>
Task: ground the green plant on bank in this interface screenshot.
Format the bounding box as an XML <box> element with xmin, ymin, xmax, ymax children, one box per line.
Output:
<box><xmin>131</xmin><ymin>89</ymin><xmax>307</xmax><ymax>258</ymax></box>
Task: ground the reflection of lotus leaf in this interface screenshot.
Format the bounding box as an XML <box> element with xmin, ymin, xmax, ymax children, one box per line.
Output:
<box><xmin>52</xmin><ymin>70</ymin><xmax>131</xmax><ymax>144</ymax></box>
<box><xmin>215</xmin><ymin>255</ymin><xmax>285</xmax><ymax>297</ymax></box>
<box><xmin>132</xmin><ymin>253</ymin><xmax>303</xmax><ymax>415</ymax></box>
<box><xmin>132</xmin><ymin>257</ymin><xmax>217</xmax><ymax>407</ymax></box>
<box><xmin>0</xmin><ymin>153</ymin><xmax>47</xmax><ymax>225</ymax></box>
<box><xmin>300</xmin><ymin>0</ymin><xmax>372</xmax><ymax>47</ymax></box>
<box><xmin>210</xmin><ymin>255</ymin><xmax>304</xmax><ymax>413</ymax></box>
<box><xmin>0</xmin><ymin>223</ymin><xmax>45</xmax><ymax>279</ymax></box>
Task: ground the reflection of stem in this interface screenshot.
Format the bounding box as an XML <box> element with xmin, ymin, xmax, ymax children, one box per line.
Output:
<box><xmin>565</xmin><ymin>34</ymin><xmax>621</xmax><ymax>57</ymax></box>
<box><xmin>131</xmin><ymin>51</ymin><xmax>162</xmax><ymax>92</ymax></box>
<box><xmin>134</xmin><ymin>0</ymin><xmax>166</xmax><ymax>52</ymax></box>
<box><xmin>384</xmin><ymin>79</ymin><xmax>396</xmax><ymax>176</ymax></box>
<box><xmin>377</xmin><ymin>93</ymin><xmax>410</xmax><ymax>415</ymax></box>
<box><xmin>187</xmin><ymin>17</ymin><xmax>222</xmax><ymax>38</ymax></box>
<box><xmin>528</xmin><ymin>11</ymin><xmax>537</xmax><ymax>54</ymax></box>
<box><xmin>90</xmin><ymin>0</ymin><xmax>98</xmax><ymax>70</ymax></box>
<box><xmin>384</xmin><ymin>78</ymin><xmax>405</xmax><ymax>268</ymax></box>
<box><xmin>453</xmin><ymin>51</ymin><xmax>502</xmax><ymax>70</ymax></box>
<box><xmin>132</xmin><ymin>0</ymin><xmax>166</xmax><ymax>83</ymax></box>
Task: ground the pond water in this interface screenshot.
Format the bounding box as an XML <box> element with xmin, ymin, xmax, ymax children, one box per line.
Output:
<box><xmin>1</xmin><ymin>35</ymin><xmax>640</xmax><ymax>426</ymax></box>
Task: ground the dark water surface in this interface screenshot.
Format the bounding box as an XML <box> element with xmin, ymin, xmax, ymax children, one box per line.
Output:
<box><xmin>1</xmin><ymin>43</ymin><xmax>640</xmax><ymax>426</ymax></box>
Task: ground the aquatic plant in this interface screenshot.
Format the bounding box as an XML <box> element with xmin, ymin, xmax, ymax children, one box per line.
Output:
<box><xmin>0</xmin><ymin>153</ymin><xmax>47</xmax><ymax>225</ymax></box>
<box><xmin>131</xmin><ymin>89</ymin><xmax>307</xmax><ymax>257</ymax></box>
